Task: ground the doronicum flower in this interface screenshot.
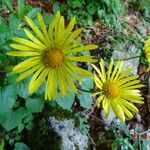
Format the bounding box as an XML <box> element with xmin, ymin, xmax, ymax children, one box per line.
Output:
<box><xmin>7</xmin><ymin>12</ymin><xmax>98</xmax><ymax>100</ymax></box>
<box><xmin>92</xmin><ymin>59</ymin><xmax>144</xmax><ymax>122</ymax></box>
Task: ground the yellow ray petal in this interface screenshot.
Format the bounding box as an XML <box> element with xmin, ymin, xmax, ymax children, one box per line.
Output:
<box><xmin>55</xmin><ymin>16</ymin><xmax>64</xmax><ymax>44</ymax></box>
<box><xmin>37</xmin><ymin>13</ymin><xmax>50</xmax><ymax>43</ymax></box>
<box><xmin>61</xmin><ymin>28</ymin><xmax>83</xmax><ymax>48</ymax></box>
<box><xmin>120</xmin><ymin>79</ymin><xmax>140</xmax><ymax>88</ymax></box>
<box><xmin>93</xmin><ymin>73</ymin><xmax>103</xmax><ymax>89</ymax></box>
<box><xmin>110</xmin><ymin>60</ymin><xmax>122</xmax><ymax>81</ymax></box>
<box><xmin>62</xmin><ymin>38</ymin><xmax>81</xmax><ymax>51</ymax></box>
<box><xmin>12</xmin><ymin>37</ymin><xmax>45</xmax><ymax>51</ymax></box>
<box><xmin>111</xmin><ymin>101</ymin><xmax>125</xmax><ymax>122</ymax></box>
<box><xmin>29</xmin><ymin>66</ymin><xmax>46</xmax><ymax>93</ymax></box>
<box><xmin>65</xmin><ymin>45</ymin><xmax>98</xmax><ymax>54</ymax></box>
<box><xmin>107</xmin><ymin>59</ymin><xmax>114</xmax><ymax>80</ymax></box>
<box><xmin>28</xmin><ymin>67</ymin><xmax>44</xmax><ymax>91</ymax></box>
<box><xmin>10</xmin><ymin>44</ymin><xmax>43</xmax><ymax>52</ymax></box>
<box><xmin>66</xmin><ymin>56</ymin><xmax>96</xmax><ymax>62</ymax></box>
<box><xmin>66</xmin><ymin>74</ymin><xmax>77</xmax><ymax>93</ymax></box>
<box><xmin>13</xmin><ymin>57</ymin><xmax>41</xmax><ymax>71</ymax></box>
<box><xmin>102</xmin><ymin>97</ymin><xmax>109</xmax><ymax>115</ymax></box>
<box><xmin>99</xmin><ymin>59</ymin><xmax>106</xmax><ymax>83</ymax></box>
<box><xmin>91</xmin><ymin>64</ymin><xmax>105</xmax><ymax>83</ymax></box>
<box><xmin>25</xmin><ymin>16</ymin><xmax>49</xmax><ymax>45</ymax></box>
<box><xmin>67</xmin><ymin>62</ymin><xmax>92</xmax><ymax>77</ymax></box>
<box><xmin>45</xmin><ymin>69</ymin><xmax>57</xmax><ymax>100</ymax></box>
<box><xmin>95</xmin><ymin>95</ymin><xmax>104</xmax><ymax>108</ymax></box>
<box><xmin>7</xmin><ymin>51</ymin><xmax>41</xmax><ymax>57</ymax></box>
<box><xmin>61</xmin><ymin>17</ymin><xmax>76</xmax><ymax>44</ymax></box>
<box><xmin>57</xmin><ymin>68</ymin><xmax>68</xmax><ymax>97</ymax></box>
<box><xmin>120</xmin><ymin>98</ymin><xmax>139</xmax><ymax>113</ymax></box>
<box><xmin>24</xmin><ymin>29</ymin><xmax>46</xmax><ymax>49</ymax></box>
<box><xmin>116</xmin><ymin>68</ymin><xmax>134</xmax><ymax>82</ymax></box>
<box><xmin>117</xmin><ymin>75</ymin><xmax>139</xmax><ymax>86</ymax></box>
<box><xmin>64</xmin><ymin>65</ymin><xmax>83</xmax><ymax>81</ymax></box>
<box><xmin>48</xmin><ymin>11</ymin><xmax>60</xmax><ymax>46</ymax></box>
<box><xmin>16</xmin><ymin>64</ymin><xmax>43</xmax><ymax>82</ymax></box>
<box><xmin>117</xmin><ymin>101</ymin><xmax>133</xmax><ymax>119</ymax></box>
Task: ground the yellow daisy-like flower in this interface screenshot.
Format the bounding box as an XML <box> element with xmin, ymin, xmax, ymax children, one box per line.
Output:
<box><xmin>7</xmin><ymin>12</ymin><xmax>98</xmax><ymax>100</ymax></box>
<box><xmin>92</xmin><ymin>59</ymin><xmax>144</xmax><ymax>122</ymax></box>
<box><xmin>144</xmin><ymin>38</ymin><xmax>150</xmax><ymax>70</ymax></box>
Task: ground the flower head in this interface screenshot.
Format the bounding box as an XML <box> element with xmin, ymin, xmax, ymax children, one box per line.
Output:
<box><xmin>92</xmin><ymin>59</ymin><xmax>144</xmax><ymax>122</ymax></box>
<box><xmin>7</xmin><ymin>12</ymin><xmax>98</xmax><ymax>100</ymax></box>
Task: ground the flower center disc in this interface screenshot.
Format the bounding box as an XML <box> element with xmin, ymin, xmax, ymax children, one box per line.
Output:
<box><xmin>103</xmin><ymin>82</ymin><xmax>120</xmax><ymax>99</ymax></box>
<box><xmin>44</xmin><ymin>48</ymin><xmax>65</xmax><ymax>68</ymax></box>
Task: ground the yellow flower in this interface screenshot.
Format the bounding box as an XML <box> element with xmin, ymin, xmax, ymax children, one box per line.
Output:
<box><xmin>92</xmin><ymin>59</ymin><xmax>144</xmax><ymax>122</ymax></box>
<box><xmin>7</xmin><ymin>12</ymin><xmax>98</xmax><ymax>100</ymax></box>
<box><xmin>144</xmin><ymin>38</ymin><xmax>150</xmax><ymax>62</ymax></box>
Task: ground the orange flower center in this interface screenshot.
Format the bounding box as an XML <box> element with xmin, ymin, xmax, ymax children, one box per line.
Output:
<box><xmin>103</xmin><ymin>82</ymin><xmax>120</xmax><ymax>99</ymax></box>
<box><xmin>44</xmin><ymin>48</ymin><xmax>65</xmax><ymax>68</ymax></box>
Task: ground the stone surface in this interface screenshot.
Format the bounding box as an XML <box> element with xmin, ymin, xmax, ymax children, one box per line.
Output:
<box><xmin>113</xmin><ymin>45</ymin><xmax>139</xmax><ymax>75</ymax></box>
<box><xmin>48</xmin><ymin>117</ymin><xmax>89</xmax><ymax>150</ymax></box>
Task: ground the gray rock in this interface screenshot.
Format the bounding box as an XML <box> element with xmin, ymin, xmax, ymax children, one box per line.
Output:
<box><xmin>113</xmin><ymin>45</ymin><xmax>139</xmax><ymax>75</ymax></box>
<box><xmin>48</xmin><ymin>117</ymin><xmax>89</xmax><ymax>150</ymax></box>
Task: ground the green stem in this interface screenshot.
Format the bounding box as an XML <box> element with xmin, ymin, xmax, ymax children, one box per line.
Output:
<box><xmin>94</xmin><ymin>55</ymin><xmax>140</xmax><ymax>62</ymax></box>
<box><xmin>114</xmin><ymin>55</ymin><xmax>140</xmax><ymax>61</ymax></box>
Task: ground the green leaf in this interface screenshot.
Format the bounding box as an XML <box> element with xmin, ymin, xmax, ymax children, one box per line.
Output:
<box><xmin>0</xmin><ymin>85</ymin><xmax>17</xmax><ymax>113</ymax></box>
<box><xmin>81</xmin><ymin>77</ymin><xmax>94</xmax><ymax>90</ymax></box>
<box><xmin>26</xmin><ymin>97</ymin><xmax>44</xmax><ymax>113</ymax></box>
<box><xmin>8</xmin><ymin>14</ymin><xmax>20</xmax><ymax>30</ymax></box>
<box><xmin>18</xmin><ymin>122</ymin><xmax>25</xmax><ymax>132</ymax></box>
<box><xmin>53</xmin><ymin>2</ymin><xmax>60</xmax><ymax>14</ymax></box>
<box><xmin>15</xmin><ymin>142</ymin><xmax>30</xmax><ymax>150</ymax></box>
<box><xmin>4</xmin><ymin>0</ymin><xmax>15</xmax><ymax>13</ymax></box>
<box><xmin>18</xmin><ymin>0</ymin><xmax>25</xmax><ymax>18</ymax></box>
<box><xmin>27</xmin><ymin>7</ymin><xmax>41</xmax><ymax>18</ymax></box>
<box><xmin>0</xmin><ymin>108</ymin><xmax>28</xmax><ymax>131</ymax></box>
<box><xmin>56</xmin><ymin>92</ymin><xmax>75</xmax><ymax>111</ymax></box>
<box><xmin>0</xmin><ymin>16</ymin><xmax>9</xmax><ymax>33</ymax></box>
<box><xmin>77</xmin><ymin>92</ymin><xmax>93</xmax><ymax>108</ymax></box>
<box><xmin>16</xmin><ymin>78</ymin><xmax>30</xmax><ymax>99</ymax></box>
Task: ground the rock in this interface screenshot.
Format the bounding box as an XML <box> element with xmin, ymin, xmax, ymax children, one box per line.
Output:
<box><xmin>48</xmin><ymin>117</ymin><xmax>89</xmax><ymax>150</ymax></box>
<box><xmin>113</xmin><ymin>45</ymin><xmax>139</xmax><ymax>75</ymax></box>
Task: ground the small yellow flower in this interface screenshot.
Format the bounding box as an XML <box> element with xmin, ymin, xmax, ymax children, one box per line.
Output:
<box><xmin>92</xmin><ymin>59</ymin><xmax>144</xmax><ymax>122</ymax></box>
<box><xmin>144</xmin><ymin>38</ymin><xmax>150</xmax><ymax>70</ymax></box>
<box><xmin>7</xmin><ymin>12</ymin><xmax>98</xmax><ymax>100</ymax></box>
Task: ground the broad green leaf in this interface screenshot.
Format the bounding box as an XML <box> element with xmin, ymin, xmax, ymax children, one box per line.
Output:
<box><xmin>0</xmin><ymin>85</ymin><xmax>17</xmax><ymax>113</ymax></box>
<box><xmin>26</xmin><ymin>97</ymin><xmax>44</xmax><ymax>113</ymax></box>
<box><xmin>56</xmin><ymin>92</ymin><xmax>75</xmax><ymax>111</ymax></box>
<box><xmin>77</xmin><ymin>92</ymin><xmax>93</xmax><ymax>108</ymax></box>
<box><xmin>4</xmin><ymin>0</ymin><xmax>15</xmax><ymax>13</ymax></box>
<box><xmin>15</xmin><ymin>142</ymin><xmax>30</xmax><ymax>150</ymax></box>
<box><xmin>0</xmin><ymin>108</ymin><xmax>28</xmax><ymax>131</ymax></box>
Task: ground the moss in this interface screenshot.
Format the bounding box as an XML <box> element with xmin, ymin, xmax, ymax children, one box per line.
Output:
<box><xmin>29</xmin><ymin>117</ymin><xmax>62</xmax><ymax>150</ymax></box>
<box><xmin>45</xmin><ymin>104</ymin><xmax>74</xmax><ymax>121</ymax></box>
